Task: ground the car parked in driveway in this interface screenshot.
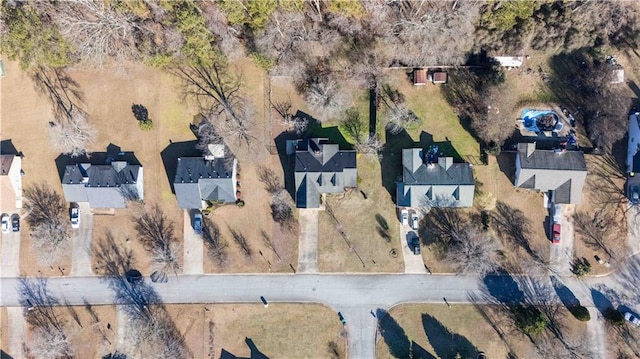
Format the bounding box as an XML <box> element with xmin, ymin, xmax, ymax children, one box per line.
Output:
<box><xmin>400</xmin><ymin>209</ymin><xmax>408</xmax><ymax>226</ymax></box>
<box><xmin>70</xmin><ymin>208</ymin><xmax>80</xmax><ymax>229</ymax></box>
<box><xmin>552</xmin><ymin>223</ymin><xmax>561</xmax><ymax>244</ymax></box>
<box><xmin>631</xmin><ymin>185</ymin><xmax>640</xmax><ymax>205</ymax></box>
<box><xmin>624</xmin><ymin>312</ymin><xmax>640</xmax><ymax>326</ymax></box>
<box><xmin>11</xmin><ymin>214</ymin><xmax>19</xmax><ymax>232</ymax></box>
<box><xmin>411</xmin><ymin>213</ymin><xmax>419</xmax><ymax>230</ymax></box>
<box><xmin>193</xmin><ymin>213</ymin><xmax>203</xmax><ymax>235</ymax></box>
<box><xmin>1</xmin><ymin>214</ymin><xmax>9</xmax><ymax>233</ymax></box>
<box><xmin>411</xmin><ymin>235</ymin><xmax>421</xmax><ymax>255</ymax></box>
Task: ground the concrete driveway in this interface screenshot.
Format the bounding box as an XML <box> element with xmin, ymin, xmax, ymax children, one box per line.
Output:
<box><xmin>70</xmin><ymin>203</ymin><xmax>94</xmax><ymax>276</ymax></box>
<box><xmin>298</xmin><ymin>209</ymin><xmax>319</xmax><ymax>273</ymax></box>
<box><xmin>1</xmin><ymin>230</ymin><xmax>21</xmax><ymax>278</ymax></box>
<box><xmin>549</xmin><ymin>204</ymin><xmax>575</xmax><ymax>276</ymax></box>
<box><xmin>183</xmin><ymin>210</ymin><xmax>203</xmax><ymax>275</ymax></box>
<box><xmin>399</xmin><ymin>224</ymin><xmax>426</xmax><ymax>273</ymax></box>
<box><xmin>627</xmin><ymin>205</ymin><xmax>640</xmax><ymax>254</ymax></box>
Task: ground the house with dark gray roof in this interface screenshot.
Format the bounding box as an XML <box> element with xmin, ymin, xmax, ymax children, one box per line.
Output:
<box><xmin>514</xmin><ymin>142</ymin><xmax>587</xmax><ymax>204</ymax></box>
<box><xmin>396</xmin><ymin>148</ymin><xmax>475</xmax><ymax>208</ymax></box>
<box><xmin>62</xmin><ymin>156</ymin><xmax>143</xmax><ymax>209</ymax></box>
<box><xmin>173</xmin><ymin>152</ymin><xmax>237</xmax><ymax>209</ymax></box>
<box><xmin>293</xmin><ymin>138</ymin><xmax>357</xmax><ymax>208</ymax></box>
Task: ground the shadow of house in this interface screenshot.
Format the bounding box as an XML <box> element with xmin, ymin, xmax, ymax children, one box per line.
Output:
<box><xmin>57</xmin><ymin>144</ymin><xmax>143</xmax><ymax>208</ymax></box>
<box><xmin>381</xmin><ymin>129</ymin><xmax>465</xmax><ymax>200</ymax></box>
<box><xmin>298</xmin><ymin>111</ymin><xmax>353</xmax><ymax>150</ymax></box>
<box><xmin>219</xmin><ymin>338</ymin><xmax>270</xmax><ymax>359</ymax></box>
<box><xmin>376</xmin><ymin>308</ymin><xmax>411</xmax><ymax>359</ymax></box>
<box><xmin>422</xmin><ymin>313</ymin><xmax>479</xmax><ymax>359</ymax></box>
<box><xmin>160</xmin><ymin>140</ymin><xmax>200</xmax><ymax>194</ymax></box>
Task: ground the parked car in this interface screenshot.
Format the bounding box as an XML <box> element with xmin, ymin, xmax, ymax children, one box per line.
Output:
<box><xmin>1</xmin><ymin>214</ymin><xmax>9</xmax><ymax>233</ymax></box>
<box><xmin>70</xmin><ymin>208</ymin><xmax>80</xmax><ymax>229</ymax></box>
<box><xmin>412</xmin><ymin>235</ymin><xmax>421</xmax><ymax>255</ymax></box>
<box><xmin>552</xmin><ymin>223</ymin><xmax>561</xmax><ymax>244</ymax></box>
<box><xmin>553</xmin><ymin>204</ymin><xmax>562</xmax><ymax>223</ymax></box>
<box><xmin>631</xmin><ymin>185</ymin><xmax>640</xmax><ymax>205</ymax></box>
<box><xmin>411</xmin><ymin>213</ymin><xmax>419</xmax><ymax>230</ymax></box>
<box><xmin>624</xmin><ymin>312</ymin><xmax>640</xmax><ymax>326</ymax></box>
<box><xmin>11</xmin><ymin>214</ymin><xmax>19</xmax><ymax>232</ymax></box>
<box><xmin>338</xmin><ymin>312</ymin><xmax>346</xmax><ymax>325</ymax></box>
<box><xmin>400</xmin><ymin>209</ymin><xmax>409</xmax><ymax>226</ymax></box>
<box><xmin>193</xmin><ymin>213</ymin><xmax>203</xmax><ymax>235</ymax></box>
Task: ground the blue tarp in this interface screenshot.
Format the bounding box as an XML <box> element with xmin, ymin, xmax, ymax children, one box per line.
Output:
<box><xmin>521</xmin><ymin>109</ymin><xmax>559</xmax><ymax>133</ymax></box>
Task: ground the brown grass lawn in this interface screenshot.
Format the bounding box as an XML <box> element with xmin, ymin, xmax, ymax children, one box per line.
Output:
<box><xmin>0</xmin><ymin>307</ymin><xmax>7</xmax><ymax>352</ymax></box>
<box><xmin>377</xmin><ymin>303</ymin><xmax>587</xmax><ymax>359</ymax></box>
<box><xmin>318</xmin><ymin>154</ymin><xmax>403</xmax><ymax>273</ymax></box>
<box><xmin>23</xmin><ymin>304</ymin><xmax>117</xmax><ymax>358</ymax></box>
<box><xmin>169</xmin><ymin>303</ymin><xmax>346</xmax><ymax>359</ymax></box>
<box><xmin>1</xmin><ymin>56</ymin><xmax>292</xmax><ymax>275</ymax></box>
<box><xmin>474</xmin><ymin>154</ymin><xmax>551</xmax><ymax>266</ymax></box>
<box><xmin>573</xmin><ymin>155</ymin><xmax>628</xmax><ymax>275</ymax></box>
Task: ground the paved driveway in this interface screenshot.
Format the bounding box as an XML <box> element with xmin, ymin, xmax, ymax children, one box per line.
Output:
<box><xmin>298</xmin><ymin>209</ymin><xmax>319</xmax><ymax>273</ymax></box>
<box><xmin>549</xmin><ymin>204</ymin><xmax>575</xmax><ymax>276</ymax></box>
<box><xmin>70</xmin><ymin>203</ymin><xmax>94</xmax><ymax>276</ymax></box>
<box><xmin>398</xmin><ymin>224</ymin><xmax>427</xmax><ymax>273</ymax></box>
<box><xmin>1</xmin><ymin>230</ymin><xmax>21</xmax><ymax>278</ymax></box>
<box><xmin>627</xmin><ymin>205</ymin><xmax>640</xmax><ymax>254</ymax></box>
<box><xmin>183</xmin><ymin>210</ymin><xmax>203</xmax><ymax>275</ymax></box>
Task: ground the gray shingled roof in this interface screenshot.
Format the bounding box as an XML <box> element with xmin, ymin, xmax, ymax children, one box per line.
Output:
<box><xmin>293</xmin><ymin>138</ymin><xmax>357</xmax><ymax>208</ymax></box>
<box><xmin>397</xmin><ymin>149</ymin><xmax>475</xmax><ymax>208</ymax></box>
<box><xmin>173</xmin><ymin>157</ymin><xmax>236</xmax><ymax>209</ymax></box>
<box><xmin>514</xmin><ymin>143</ymin><xmax>587</xmax><ymax>204</ymax></box>
<box><xmin>61</xmin><ymin>161</ymin><xmax>142</xmax><ymax>208</ymax></box>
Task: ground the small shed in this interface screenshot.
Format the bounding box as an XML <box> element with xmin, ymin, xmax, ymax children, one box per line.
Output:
<box><xmin>430</xmin><ymin>71</ymin><xmax>448</xmax><ymax>84</ymax></box>
<box><xmin>413</xmin><ymin>68</ymin><xmax>427</xmax><ymax>86</ymax></box>
<box><xmin>611</xmin><ymin>68</ymin><xmax>625</xmax><ymax>84</ymax></box>
<box><xmin>495</xmin><ymin>56</ymin><xmax>525</xmax><ymax>68</ymax></box>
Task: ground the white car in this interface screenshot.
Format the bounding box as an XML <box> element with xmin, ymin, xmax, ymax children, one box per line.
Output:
<box><xmin>1</xmin><ymin>214</ymin><xmax>9</xmax><ymax>233</ymax></box>
<box><xmin>411</xmin><ymin>213</ymin><xmax>419</xmax><ymax>230</ymax></box>
<box><xmin>624</xmin><ymin>312</ymin><xmax>640</xmax><ymax>326</ymax></box>
<box><xmin>70</xmin><ymin>208</ymin><xmax>80</xmax><ymax>229</ymax></box>
<box><xmin>400</xmin><ymin>209</ymin><xmax>409</xmax><ymax>226</ymax></box>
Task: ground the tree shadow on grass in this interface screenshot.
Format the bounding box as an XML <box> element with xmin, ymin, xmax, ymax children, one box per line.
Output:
<box><xmin>550</xmin><ymin>276</ymin><xmax>580</xmax><ymax>309</ymax></box>
<box><xmin>591</xmin><ymin>288</ymin><xmax>614</xmax><ymax>316</ymax></box>
<box><xmin>422</xmin><ymin>313</ymin><xmax>479</xmax><ymax>359</ymax></box>
<box><xmin>376</xmin><ymin>308</ymin><xmax>412</xmax><ymax>359</ymax></box>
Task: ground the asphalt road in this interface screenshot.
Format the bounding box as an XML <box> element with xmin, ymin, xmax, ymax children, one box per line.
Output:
<box><xmin>0</xmin><ymin>273</ymin><xmax>560</xmax><ymax>359</ymax></box>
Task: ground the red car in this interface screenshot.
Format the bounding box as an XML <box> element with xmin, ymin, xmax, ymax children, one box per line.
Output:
<box><xmin>552</xmin><ymin>223</ymin><xmax>561</xmax><ymax>244</ymax></box>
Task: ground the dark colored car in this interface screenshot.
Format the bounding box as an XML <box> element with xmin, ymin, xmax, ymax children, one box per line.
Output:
<box><xmin>412</xmin><ymin>236</ymin><xmax>421</xmax><ymax>255</ymax></box>
<box><xmin>631</xmin><ymin>185</ymin><xmax>639</xmax><ymax>205</ymax></box>
<box><xmin>338</xmin><ymin>312</ymin><xmax>346</xmax><ymax>325</ymax></box>
<box><xmin>11</xmin><ymin>214</ymin><xmax>19</xmax><ymax>232</ymax></box>
<box><xmin>125</xmin><ymin>269</ymin><xmax>143</xmax><ymax>284</ymax></box>
<box><xmin>193</xmin><ymin>213</ymin><xmax>203</xmax><ymax>235</ymax></box>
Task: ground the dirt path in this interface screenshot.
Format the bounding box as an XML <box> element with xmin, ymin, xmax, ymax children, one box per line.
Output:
<box><xmin>182</xmin><ymin>210</ymin><xmax>203</xmax><ymax>275</ymax></box>
<box><xmin>6</xmin><ymin>306</ymin><xmax>26</xmax><ymax>358</ymax></box>
<box><xmin>70</xmin><ymin>203</ymin><xmax>93</xmax><ymax>276</ymax></box>
<box><xmin>298</xmin><ymin>209</ymin><xmax>319</xmax><ymax>273</ymax></box>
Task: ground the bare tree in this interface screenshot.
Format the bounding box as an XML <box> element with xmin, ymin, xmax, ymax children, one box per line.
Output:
<box><xmin>18</xmin><ymin>278</ymin><xmax>73</xmax><ymax>359</ymax></box>
<box><xmin>31</xmin><ymin>67</ymin><xmax>83</xmax><ymax>120</ymax></box>
<box><xmin>49</xmin><ymin>109</ymin><xmax>96</xmax><ymax>157</ymax></box>
<box><xmin>132</xmin><ymin>205</ymin><xmax>181</xmax><ymax>278</ymax></box>
<box><xmin>272</xmin><ymin>99</ymin><xmax>308</xmax><ymax>135</ymax></box>
<box><xmin>261</xmin><ymin>229</ymin><xmax>282</xmax><ymax>261</ymax></box>
<box><xmin>202</xmin><ymin>218</ymin><xmax>228</xmax><ymax>266</ymax></box>
<box><xmin>446</xmin><ymin>228</ymin><xmax>501</xmax><ymax>276</ymax></box>
<box><xmin>380</xmin><ymin>84</ymin><xmax>419</xmax><ymax>135</ymax></box>
<box><xmin>175</xmin><ymin>63</ymin><xmax>253</xmax><ymax>146</ymax></box>
<box><xmin>257</xmin><ymin>166</ymin><xmax>283</xmax><ymax>194</ymax></box>
<box><xmin>573</xmin><ymin>210</ymin><xmax>621</xmax><ymax>261</ymax></box>
<box><xmin>271</xmin><ymin>191</ymin><xmax>298</xmax><ymax>232</ymax></box>
<box><xmin>24</xmin><ymin>184</ymin><xmax>72</xmax><ymax>265</ymax></box>
<box><xmin>35</xmin><ymin>0</ymin><xmax>140</xmax><ymax>66</ymax></box>
<box><xmin>228</xmin><ymin>227</ymin><xmax>252</xmax><ymax>257</ymax></box>
<box><xmin>491</xmin><ymin>201</ymin><xmax>546</xmax><ymax>263</ymax></box>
